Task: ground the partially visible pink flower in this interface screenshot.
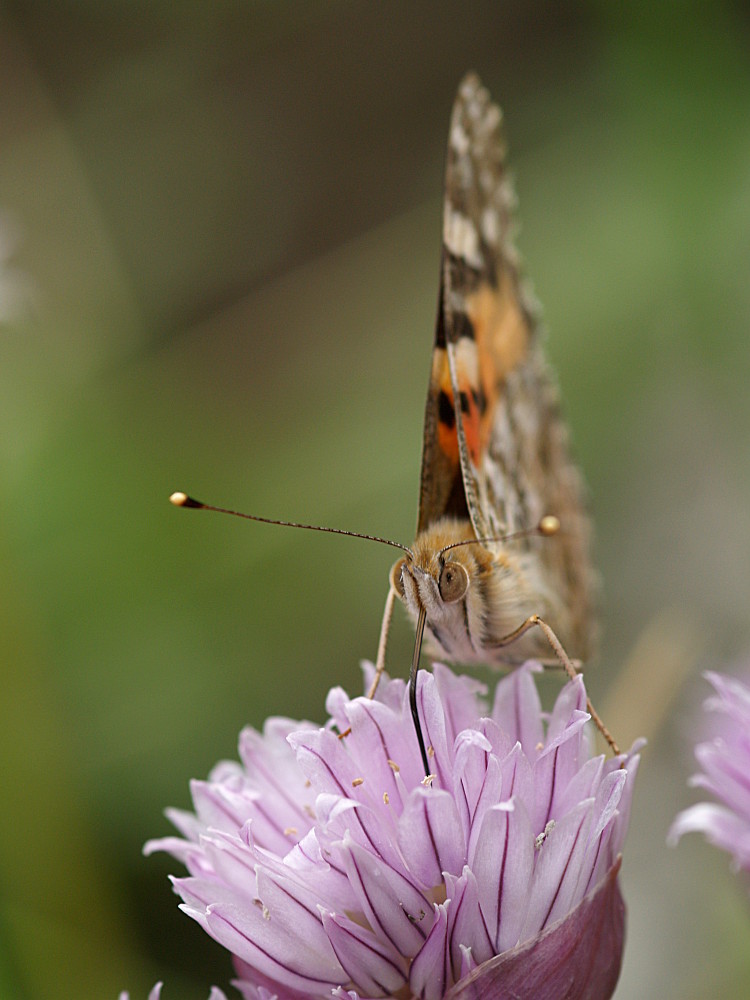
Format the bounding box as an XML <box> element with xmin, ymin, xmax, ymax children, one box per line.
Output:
<box><xmin>119</xmin><ymin>985</ymin><xmax>227</xmax><ymax>1000</ymax></box>
<box><xmin>147</xmin><ymin>662</ymin><xmax>641</xmax><ymax>1000</ymax></box>
<box><xmin>669</xmin><ymin>670</ymin><xmax>750</xmax><ymax>879</ymax></box>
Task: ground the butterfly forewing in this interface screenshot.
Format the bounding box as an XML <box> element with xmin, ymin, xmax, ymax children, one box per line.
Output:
<box><xmin>414</xmin><ymin>73</ymin><xmax>596</xmax><ymax>660</ymax></box>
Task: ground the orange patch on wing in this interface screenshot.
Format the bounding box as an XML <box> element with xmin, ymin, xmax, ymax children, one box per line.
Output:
<box><xmin>457</xmin><ymin>370</ymin><xmax>483</xmax><ymax>467</ymax></box>
<box><xmin>451</xmin><ymin>335</ymin><xmax>485</xmax><ymax>467</ymax></box>
<box><xmin>437</xmin><ymin>420</ymin><xmax>459</xmax><ymax>465</ymax></box>
<box><xmin>464</xmin><ymin>272</ymin><xmax>530</xmax><ymax>464</ymax></box>
<box><xmin>467</xmin><ymin>273</ymin><xmax>528</xmax><ymax>382</ymax></box>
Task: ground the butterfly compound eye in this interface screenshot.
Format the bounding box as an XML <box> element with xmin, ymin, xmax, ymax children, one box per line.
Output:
<box><xmin>438</xmin><ymin>561</ymin><xmax>469</xmax><ymax>603</ymax></box>
<box><xmin>390</xmin><ymin>557</ymin><xmax>407</xmax><ymax>598</ymax></box>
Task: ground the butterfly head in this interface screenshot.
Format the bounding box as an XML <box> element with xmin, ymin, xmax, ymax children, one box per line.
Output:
<box><xmin>389</xmin><ymin>517</ymin><xmax>491</xmax><ymax>659</ymax></box>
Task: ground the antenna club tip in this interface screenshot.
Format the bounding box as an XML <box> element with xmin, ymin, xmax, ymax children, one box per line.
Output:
<box><xmin>170</xmin><ymin>491</ymin><xmax>202</xmax><ymax>508</ymax></box>
<box><xmin>539</xmin><ymin>514</ymin><xmax>560</xmax><ymax>537</ymax></box>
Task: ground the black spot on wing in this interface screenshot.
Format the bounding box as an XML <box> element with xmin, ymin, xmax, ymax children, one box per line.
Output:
<box><xmin>450</xmin><ymin>308</ymin><xmax>476</xmax><ymax>344</ymax></box>
<box><xmin>435</xmin><ymin>287</ymin><xmax>447</xmax><ymax>348</ymax></box>
<box><xmin>438</xmin><ymin>390</ymin><xmax>455</xmax><ymax>429</ymax></box>
<box><xmin>473</xmin><ymin>385</ymin><xmax>487</xmax><ymax>416</ymax></box>
<box><xmin>444</xmin><ymin>243</ymin><xmax>497</xmax><ymax>295</ymax></box>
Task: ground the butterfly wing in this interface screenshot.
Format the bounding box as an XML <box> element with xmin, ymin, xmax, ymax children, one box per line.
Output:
<box><xmin>417</xmin><ymin>73</ymin><xmax>596</xmax><ymax>656</ymax></box>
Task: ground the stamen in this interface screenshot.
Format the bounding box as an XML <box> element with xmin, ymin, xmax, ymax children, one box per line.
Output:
<box><xmin>535</xmin><ymin>819</ymin><xmax>555</xmax><ymax>849</ymax></box>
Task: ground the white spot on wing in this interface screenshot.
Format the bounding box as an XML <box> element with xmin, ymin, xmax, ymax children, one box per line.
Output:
<box><xmin>453</xmin><ymin>336</ymin><xmax>479</xmax><ymax>383</ymax></box>
<box><xmin>444</xmin><ymin>208</ymin><xmax>483</xmax><ymax>269</ymax></box>
<box><xmin>450</xmin><ymin>122</ymin><xmax>469</xmax><ymax>156</ymax></box>
<box><xmin>480</xmin><ymin>207</ymin><xmax>498</xmax><ymax>246</ymax></box>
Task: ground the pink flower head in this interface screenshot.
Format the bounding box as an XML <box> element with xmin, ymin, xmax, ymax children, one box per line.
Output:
<box><xmin>146</xmin><ymin>663</ymin><xmax>640</xmax><ymax>1000</ymax></box>
<box><xmin>669</xmin><ymin>670</ymin><xmax>750</xmax><ymax>879</ymax></box>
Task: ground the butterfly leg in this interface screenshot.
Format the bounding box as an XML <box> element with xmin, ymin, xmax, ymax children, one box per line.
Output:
<box><xmin>493</xmin><ymin>614</ymin><xmax>620</xmax><ymax>755</ymax></box>
<box><xmin>367</xmin><ymin>586</ymin><xmax>397</xmax><ymax>699</ymax></box>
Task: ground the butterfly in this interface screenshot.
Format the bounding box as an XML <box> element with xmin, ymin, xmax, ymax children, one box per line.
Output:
<box><xmin>172</xmin><ymin>73</ymin><xmax>611</xmax><ymax>774</ymax></box>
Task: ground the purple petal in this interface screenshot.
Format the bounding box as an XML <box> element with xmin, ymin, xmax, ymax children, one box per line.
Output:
<box><xmin>326</xmin><ymin>685</ymin><xmax>355</xmax><ymax>731</ymax></box>
<box><xmin>531</xmin><ymin>711</ymin><xmax>590</xmax><ymax>835</ymax></box>
<box><xmin>475</xmin><ymin>716</ymin><xmax>518</xmax><ymax>760</ymax></box>
<box><xmin>416</xmin><ymin>672</ymin><xmax>452</xmax><ymax>787</ymax></box>
<box><xmin>551</xmin><ymin>755</ymin><xmax>605</xmax><ymax>819</ymax></box>
<box><xmin>238</xmin><ymin>717</ymin><xmax>312</xmax><ymax>776</ymax></box>
<box><xmin>118</xmin><ymin>985</ymin><xmax>163</xmax><ymax>1000</ymax></box>
<box><xmin>495</xmin><ymin>741</ymin><xmax>533</xmax><ymax>809</ymax></box>
<box><xmin>202</xmin><ymin>891</ymin><xmax>346</xmax><ymax>995</ymax></box>
<box><xmin>158</xmin><ymin>805</ymin><xmax>207</xmax><ymax>842</ymax></box>
<box><xmin>361</xmin><ymin>663</ymin><xmax>408</xmax><ymax>712</ymax></box>
<box><xmin>231</xmin><ymin>961</ymin><xmax>311</xmax><ymax>999</ymax></box>
<box><xmin>321</xmin><ymin>908</ymin><xmax>408</xmax><ymax>997</ymax></box>
<box><xmin>176</xmin><ymin>869</ymin><xmax>346</xmax><ymax>994</ymax></box>
<box><xmin>578</xmin><ymin>769</ymin><xmax>628</xmax><ymax>896</ymax></box>
<box><xmin>282</xmin><ymin>828</ymin><xmax>355</xmax><ymax>914</ymax></box>
<box><xmin>443</xmin><ymin>860</ymin><xmax>625</xmax><ymax>1000</ymax></box>
<box><xmin>341</xmin><ymin>694</ymin><xmax>424</xmax><ymax>802</ymax></box>
<box><xmin>444</xmin><ymin>869</ymin><xmax>494</xmax><ymax>975</ymax></box>
<box><xmin>521</xmin><ymin>799</ymin><xmax>594</xmax><ymax>938</ymax></box>
<box><xmin>337</xmin><ymin>834</ymin><xmax>433</xmax><ymax>958</ymax></box>
<box><xmin>546</xmin><ymin>676</ymin><xmax>587</xmax><ymax>745</ymax></box>
<box><xmin>255</xmin><ymin>864</ymin><xmax>336</xmax><ymax>940</ymax></box>
<box><xmin>432</xmin><ymin>663</ymin><xmax>488</xmax><ymax>744</ymax></box>
<box><xmin>398</xmin><ymin>786</ymin><xmax>466</xmax><ymax>887</ymax></box>
<box><xmin>453</xmin><ymin>732</ymin><xmax>503</xmax><ymax>855</ymax></box>
<box><xmin>289</xmin><ymin>728</ymin><xmax>404</xmax><ymax>871</ymax></box>
<box><xmin>189</xmin><ymin>778</ymin><xmax>252</xmax><ymax>832</ymax></box>
<box><xmin>591</xmin><ymin>768</ymin><xmax>627</xmax><ymax>842</ymax></box>
<box><xmin>669</xmin><ymin>803</ymin><xmax>750</xmax><ymax>869</ymax></box>
<box><xmin>195</xmin><ymin>832</ymin><xmax>260</xmax><ymax>901</ymax></box>
<box><xmin>143</xmin><ymin>832</ymin><xmax>205</xmax><ymax>871</ymax></box>
<box><xmin>704</xmin><ymin>670</ymin><xmax>750</xmax><ymax>723</ymax></box>
<box><xmin>606</xmin><ymin>746</ymin><xmax>642</xmax><ymax>855</ymax></box>
<box><xmin>469</xmin><ymin>799</ymin><xmax>535</xmax><ymax>952</ymax></box>
<box><xmin>409</xmin><ymin>902</ymin><xmax>449</xmax><ymax>1000</ymax></box>
<box><xmin>491</xmin><ymin>663</ymin><xmax>544</xmax><ymax>755</ymax></box>
<box><xmin>693</xmin><ymin>740</ymin><xmax>750</xmax><ymax>819</ymax></box>
<box><xmin>238</xmin><ymin>721</ymin><xmax>319</xmax><ymax>825</ymax></box>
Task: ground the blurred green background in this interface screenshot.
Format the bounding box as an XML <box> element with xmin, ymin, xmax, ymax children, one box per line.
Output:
<box><xmin>2</xmin><ymin>2</ymin><xmax>750</xmax><ymax>997</ymax></box>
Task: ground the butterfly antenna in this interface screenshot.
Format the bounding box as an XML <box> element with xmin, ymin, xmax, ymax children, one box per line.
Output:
<box><xmin>169</xmin><ymin>492</ymin><xmax>412</xmax><ymax>555</ymax></box>
<box><xmin>438</xmin><ymin>514</ymin><xmax>561</xmax><ymax>557</ymax></box>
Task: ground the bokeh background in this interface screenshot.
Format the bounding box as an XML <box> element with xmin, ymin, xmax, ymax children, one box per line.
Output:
<box><xmin>2</xmin><ymin>2</ymin><xmax>750</xmax><ymax>997</ymax></box>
